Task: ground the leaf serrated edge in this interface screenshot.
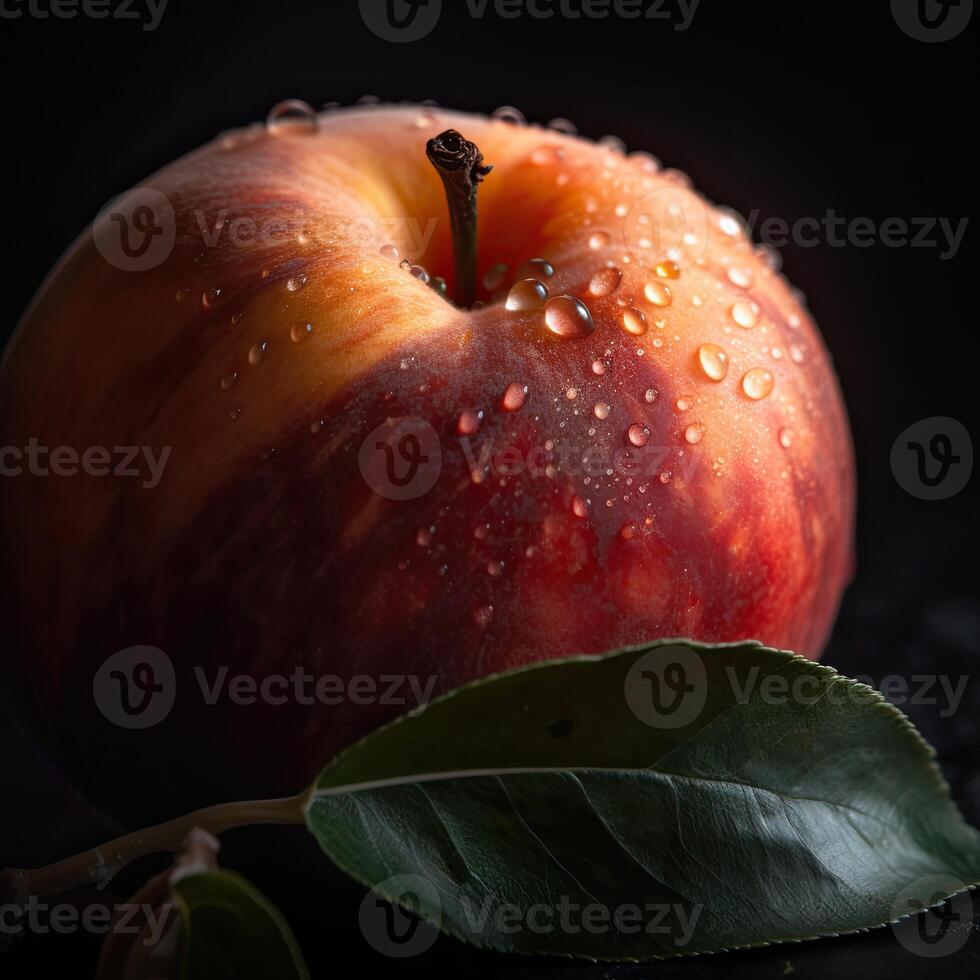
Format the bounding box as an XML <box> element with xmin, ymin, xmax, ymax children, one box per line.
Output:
<box><xmin>304</xmin><ymin>637</ymin><xmax>980</xmax><ymax>961</ymax></box>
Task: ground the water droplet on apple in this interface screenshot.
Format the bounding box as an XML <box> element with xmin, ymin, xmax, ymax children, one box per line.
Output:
<box><xmin>742</xmin><ymin>367</ymin><xmax>775</xmax><ymax>400</ymax></box>
<box><xmin>501</xmin><ymin>382</ymin><xmax>528</xmax><ymax>411</ymax></box>
<box><xmin>248</xmin><ymin>341</ymin><xmax>268</xmax><ymax>365</ymax></box>
<box><xmin>265</xmin><ymin>99</ymin><xmax>318</xmax><ymax>135</ymax></box>
<box><xmin>659</xmin><ymin>471</ymin><xmax>672</xmax><ymax>485</ymax></box>
<box><xmin>379</xmin><ymin>244</ymin><xmax>400</xmax><ymax>262</ymax></box>
<box><xmin>565</xmin><ymin>387</ymin><xmax>578</xmax><ymax>400</ymax></box>
<box><xmin>531</xmin><ymin>145</ymin><xmax>565</xmax><ymax>166</ymax></box>
<box><xmin>730</xmin><ymin>300</ymin><xmax>759</xmax><ymax>328</ymax></box>
<box><xmin>456</xmin><ymin>409</ymin><xmax>484</xmax><ymax>435</ymax></box>
<box><xmin>600</xmin><ymin>134</ymin><xmax>628</xmax><ymax>154</ymax></box>
<box><xmin>644</xmin><ymin>388</ymin><xmax>658</xmax><ymax>403</ymax></box>
<box><xmin>675</xmin><ymin>396</ymin><xmax>692</xmax><ymax>412</ymax></box>
<box><xmin>684</xmin><ymin>422</ymin><xmax>705</xmax><ymax>444</ymax></box>
<box><xmin>229</xmin><ymin>406</ymin><xmax>243</xmax><ymax>422</ymax></box>
<box><xmin>594</xmin><ymin>401</ymin><xmax>611</xmax><ymax>420</ymax></box>
<box><xmin>506</xmin><ymin>278</ymin><xmax>548</xmax><ymax>311</ymax></box>
<box><xmin>286</xmin><ymin>275</ymin><xmax>308</xmax><ymax>292</ymax></box>
<box><xmin>718</xmin><ymin>210</ymin><xmax>742</xmax><ymax>237</ymax></box>
<box><xmin>483</xmin><ymin>263</ymin><xmax>509</xmax><ymax>292</ymax></box>
<box><xmin>588</xmin><ymin>267</ymin><xmax>622</xmax><ymax>297</ymax></box>
<box><xmin>544</xmin><ymin>296</ymin><xmax>594</xmax><ymax>340</ymax></box>
<box><xmin>627</xmin><ymin>423</ymin><xmax>649</xmax><ymax>447</ymax></box>
<box><xmin>290</xmin><ymin>322</ymin><xmax>313</xmax><ymax>343</ymax></box>
<box><xmin>547</xmin><ymin>117</ymin><xmax>577</xmax><ymax>134</ymax></box>
<box><xmin>588</xmin><ymin>231</ymin><xmax>611</xmax><ymax>250</ymax></box>
<box><xmin>220</xmin><ymin>371</ymin><xmax>238</xmax><ymax>391</ymax></box>
<box><xmin>175</xmin><ymin>288</ymin><xmax>189</xmax><ymax>303</ymax></box>
<box><xmin>592</xmin><ymin>359</ymin><xmax>606</xmax><ymax>375</ymax></box>
<box><xmin>487</xmin><ymin>560</ymin><xmax>505</xmax><ymax>576</ymax></box>
<box><xmin>643</xmin><ymin>281</ymin><xmax>672</xmax><ymax>307</ymax></box>
<box><xmin>516</xmin><ymin>258</ymin><xmax>554</xmax><ymax>280</ymax></box>
<box><xmin>474</xmin><ymin>605</ymin><xmax>494</xmax><ymax>628</ymax></box>
<box><xmin>622</xmin><ymin>308</ymin><xmax>648</xmax><ymax>336</ymax></box>
<box><xmin>654</xmin><ymin>260</ymin><xmax>680</xmax><ymax>280</ymax></box>
<box><xmin>572</xmin><ymin>495</ymin><xmax>589</xmax><ymax>518</ymax></box>
<box><xmin>491</xmin><ymin>106</ymin><xmax>526</xmax><ymax>125</ymax></box>
<box><xmin>779</xmin><ymin>427</ymin><xmax>794</xmax><ymax>448</ymax></box>
<box><xmin>619</xmin><ymin>522</ymin><xmax>636</xmax><ymax>540</ymax></box>
<box><xmin>727</xmin><ymin>267</ymin><xmax>754</xmax><ymax>288</ymax></box>
<box><xmin>201</xmin><ymin>288</ymin><xmax>222</xmax><ymax>309</ymax></box>
<box><xmin>698</xmin><ymin>343</ymin><xmax>729</xmax><ymax>381</ymax></box>
<box><xmin>416</xmin><ymin>527</ymin><xmax>433</xmax><ymax>547</ymax></box>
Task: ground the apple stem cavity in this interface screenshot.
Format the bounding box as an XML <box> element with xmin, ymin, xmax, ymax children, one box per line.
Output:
<box><xmin>0</xmin><ymin>793</ymin><xmax>309</xmax><ymax>904</ymax></box>
<box><xmin>426</xmin><ymin>129</ymin><xmax>492</xmax><ymax>308</ymax></box>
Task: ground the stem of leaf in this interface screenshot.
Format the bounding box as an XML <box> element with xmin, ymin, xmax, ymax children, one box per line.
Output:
<box><xmin>2</xmin><ymin>792</ymin><xmax>310</xmax><ymax>904</ymax></box>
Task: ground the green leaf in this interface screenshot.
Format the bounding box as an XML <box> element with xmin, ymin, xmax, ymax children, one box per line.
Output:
<box><xmin>172</xmin><ymin>870</ymin><xmax>310</xmax><ymax>980</ymax></box>
<box><xmin>306</xmin><ymin>639</ymin><xmax>980</xmax><ymax>960</ymax></box>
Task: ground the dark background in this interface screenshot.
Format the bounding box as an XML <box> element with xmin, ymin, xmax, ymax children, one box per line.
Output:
<box><xmin>1</xmin><ymin>0</ymin><xmax>978</xmax><ymax>976</ymax></box>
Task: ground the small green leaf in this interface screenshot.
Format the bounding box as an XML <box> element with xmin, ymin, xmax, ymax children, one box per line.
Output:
<box><xmin>172</xmin><ymin>870</ymin><xmax>309</xmax><ymax>980</ymax></box>
<box><xmin>306</xmin><ymin>639</ymin><xmax>980</xmax><ymax>960</ymax></box>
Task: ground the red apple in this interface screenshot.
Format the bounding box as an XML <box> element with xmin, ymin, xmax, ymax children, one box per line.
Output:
<box><xmin>0</xmin><ymin>105</ymin><xmax>855</xmax><ymax>819</ymax></box>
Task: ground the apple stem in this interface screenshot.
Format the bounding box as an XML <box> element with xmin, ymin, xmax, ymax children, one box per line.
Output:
<box><xmin>1</xmin><ymin>792</ymin><xmax>310</xmax><ymax>905</ymax></box>
<box><xmin>426</xmin><ymin>129</ymin><xmax>492</xmax><ymax>308</ymax></box>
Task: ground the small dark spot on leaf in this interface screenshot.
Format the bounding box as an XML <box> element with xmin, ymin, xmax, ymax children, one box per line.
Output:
<box><xmin>547</xmin><ymin>718</ymin><xmax>574</xmax><ymax>738</ymax></box>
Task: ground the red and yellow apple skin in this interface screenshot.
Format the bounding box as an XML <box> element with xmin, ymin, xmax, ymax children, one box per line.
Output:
<box><xmin>0</xmin><ymin>107</ymin><xmax>855</xmax><ymax>818</ymax></box>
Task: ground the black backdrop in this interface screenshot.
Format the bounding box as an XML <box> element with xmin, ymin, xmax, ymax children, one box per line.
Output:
<box><xmin>1</xmin><ymin>1</ymin><xmax>978</xmax><ymax>977</ymax></box>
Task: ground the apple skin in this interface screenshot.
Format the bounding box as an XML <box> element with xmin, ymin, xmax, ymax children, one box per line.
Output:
<box><xmin>0</xmin><ymin>106</ymin><xmax>855</xmax><ymax>820</ymax></box>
